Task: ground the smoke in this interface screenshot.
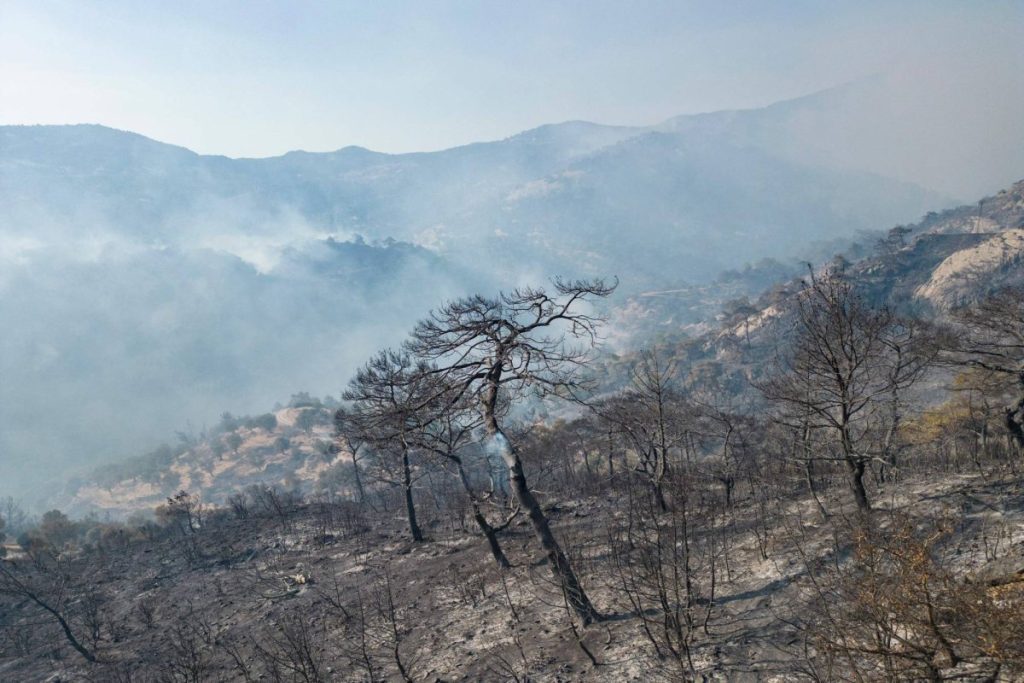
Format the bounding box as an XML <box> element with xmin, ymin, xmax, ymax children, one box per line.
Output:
<box><xmin>0</xmin><ymin>219</ymin><xmax>489</xmax><ymax>506</ymax></box>
<box><xmin>483</xmin><ymin>431</ymin><xmax>514</xmax><ymax>464</ymax></box>
<box><xmin>768</xmin><ymin>63</ymin><xmax>1024</xmax><ymax>199</ymax></box>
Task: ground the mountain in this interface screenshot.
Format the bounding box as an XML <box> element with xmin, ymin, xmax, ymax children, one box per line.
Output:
<box><xmin>488</xmin><ymin>129</ymin><xmax>940</xmax><ymax>282</ymax></box>
<box><xmin>2</xmin><ymin>114</ymin><xmax>947</xmax><ymax>278</ymax></box>
<box><xmin>0</xmin><ymin>87</ymin><xmax>983</xmax><ymax>500</ymax></box>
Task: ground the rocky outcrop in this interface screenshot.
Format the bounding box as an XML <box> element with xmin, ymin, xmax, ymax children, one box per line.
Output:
<box><xmin>915</xmin><ymin>229</ymin><xmax>1024</xmax><ymax>308</ymax></box>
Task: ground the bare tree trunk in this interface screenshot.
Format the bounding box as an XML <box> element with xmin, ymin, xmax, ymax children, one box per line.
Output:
<box><xmin>980</xmin><ymin>408</ymin><xmax>990</xmax><ymax>457</ymax></box>
<box><xmin>805</xmin><ymin>459</ymin><xmax>829</xmax><ymax>522</ymax></box>
<box><xmin>802</xmin><ymin>421</ymin><xmax>829</xmax><ymax>521</ymax></box>
<box><xmin>401</xmin><ymin>449</ymin><xmax>424</xmax><ymax>542</ymax></box>
<box><xmin>48</xmin><ymin>601</ymin><xmax>98</xmax><ymax>663</ymax></box>
<box><xmin>474</xmin><ymin>508</ymin><xmax>511</xmax><ymax>569</ymax></box>
<box><xmin>607</xmin><ymin>430</ymin><xmax>615</xmax><ymax>481</ymax></box>
<box><xmin>879</xmin><ymin>378</ymin><xmax>905</xmax><ymax>483</ymax></box>
<box><xmin>722</xmin><ymin>476</ymin><xmax>734</xmax><ymax>508</ymax></box>
<box><xmin>352</xmin><ymin>454</ymin><xmax>366</xmax><ymax>504</ymax></box>
<box><xmin>1010</xmin><ymin>371</ymin><xmax>1024</xmax><ymax>453</ymax></box>
<box><xmin>455</xmin><ymin>461</ymin><xmax>511</xmax><ymax>568</ymax></box>
<box><xmin>0</xmin><ymin>570</ymin><xmax>98</xmax><ymax>664</ymax></box>
<box><xmin>652</xmin><ymin>477</ymin><xmax>669</xmax><ymax>513</ymax></box>
<box><xmin>845</xmin><ymin>457</ymin><xmax>870</xmax><ymax>512</ymax></box>
<box><xmin>503</xmin><ymin>446</ymin><xmax>601</xmax><ymax>624</ymax></box>
<box><xmin>841</xmin><ymin>423</ymin><xmax>870</xmax><ymax>511</ymax></box>
<box><xmin>484</xmin><ymin>403</ymin><xmax>601</xmax><ymax>623</ymax></box>
<box><xmin>1005</xmin><ymin>394</ymin><xmax>1024</xmax><ymax>453</ymax></box>
<box><xmin>655</xmin><ymin>385</ymin><xmax>671</xmax><ymax>512</ymax></box>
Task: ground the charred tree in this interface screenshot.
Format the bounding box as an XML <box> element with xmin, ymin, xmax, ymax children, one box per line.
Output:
<box><xmin>406</xmin><ymin>277</ymin><xmax>616</xmax><ymax>624</ymax></box>
<box><xmin>758</xmin><ymin>272</ymin><xmax>930</xmax><ymax>512</ymax></box>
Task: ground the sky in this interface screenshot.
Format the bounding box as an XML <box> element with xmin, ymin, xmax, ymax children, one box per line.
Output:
<box><xmin>2</xmin><ymin>0</ymin><xmax>1021</xmax><ymax>158</ymax></box>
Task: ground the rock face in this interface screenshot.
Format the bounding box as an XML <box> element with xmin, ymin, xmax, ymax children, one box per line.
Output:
<box><xmin>799</xmin><ymin>179</ymin><xmax>1024</xmax><ymax>315</ymax></box>
<box><xmin>915</xmin><ymin>229</ymin><xmax>1024</xmax><ymax>308</ymax></box>
<box><xmin>905</xmin><ymin>180</ymin><xmax>1024</xmax><ymax>309</ymax></box>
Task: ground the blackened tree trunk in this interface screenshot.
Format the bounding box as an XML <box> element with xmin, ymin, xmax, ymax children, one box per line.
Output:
<box><xmin>44</xmin><ymin>598</ymin><xmax>98</xmax><ymax>663</ymax></box>
<box><xmin>484</xmin><ymin>392</ymin><xmax>601</xmax><ymax>623</ymax></box>
<box><xmin>1006</xmin><ymin>389</ymin><xmax>1024</xmax><ymax>453</ymax></box>
<box><xmin>841</xmin><ymin>423</ymin><xmax>871</xmax><ymax>512</ymax></box>
<box><xmin>652</xmin><ymin>476</ymin><xmax>669</xmax><ymax>513</ymax></box>
<box><xmin>401</xmin><ymin>449</ymin><xmax>423</xmax><ymax>542</ymax></box>
<box><xmin>845</xmin><ymin>457</ymin><xmax>870</xmax><ymax>512</ymax></box>
<box><xmin>474</xmin><ymin>507</ymin><xmax>510</xmax><ymax>569</ymax></box>
<box><xmin>455</xmin><ymin>461</ymin><xmax>511</xmax><ymax>568</ymax></box>
<box><xmin>352</xmin><ymin>453</ymin><xmax>366</xmax><ymax>504</ymax></box>
<box><xmin>0</xmin><ymin>565</ymin><xmax>97</xmax><ymax>663</ymax></box>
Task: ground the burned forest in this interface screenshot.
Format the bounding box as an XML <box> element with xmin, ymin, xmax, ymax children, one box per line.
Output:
<box><xmin>3</xmin><ymin>5</ymin><xmax>1024</xmax><ymax>680</ymax></box>
<box><xmin>5</xmin><ymin>181</ymin><xmax>1024</xmax><ymax>681</ymax></box>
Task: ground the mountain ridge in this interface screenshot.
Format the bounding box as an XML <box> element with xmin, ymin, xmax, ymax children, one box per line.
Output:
<box><xmin>0</xmin><ymin>81</ymin><xmax>871</xmax><ymax>162</ymax></box>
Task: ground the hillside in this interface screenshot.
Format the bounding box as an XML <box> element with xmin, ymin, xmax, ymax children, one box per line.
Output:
<box><xmin>6</xmin><ymin>468</ymin><xmax>1023</xmax><ymax>681</ymax></box>
<box><xmin>0</xmin><ymin>87</ymin><xmax>959</xmax><ymax>501</ymax></box>
<box><xmin>54</xmin><ymin>180</ymin><xmax>1024</xmax><ymax>516</ymax></box>
<box><xmin>610</xmin><ymin>179</ymin><xmax>1024</xmax><ymax>354</ymax></box>
<box><xmin>0</xmin><ymin>235</ymin><xmax>480</xmax><ymax>505</ymax></box>
<box><xmin>56</xmin><ymin>402</ymin><xmax>341</xmax><ymax>518</ymax></box>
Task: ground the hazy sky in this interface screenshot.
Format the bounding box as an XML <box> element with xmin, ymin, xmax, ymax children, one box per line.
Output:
<box><xmin>1</xmin><ymin>1</ymin><xmax>1021</xmax><ymax>157</ymax></box>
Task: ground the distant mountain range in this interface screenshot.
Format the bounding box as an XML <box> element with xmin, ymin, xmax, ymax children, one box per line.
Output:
<box><xmin>2</xmin><ymin>97</ymin><xmax>949</xmax><ymax>284</ymax></box>
<box><xmin>4</xmin><ymin>81</ymin><xmax>1022</xmax><ymax>502</ymax></box>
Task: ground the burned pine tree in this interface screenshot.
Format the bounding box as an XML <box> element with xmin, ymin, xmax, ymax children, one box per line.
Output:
<box><xmin>405</xmin><ymin>277</ymin><xmax>616</xmax><ymax>624</ymax></box>
<box><xmin>340</xmin><ymin>349</ymin><xmax>431</xmax><ymax>543</ymax></box>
